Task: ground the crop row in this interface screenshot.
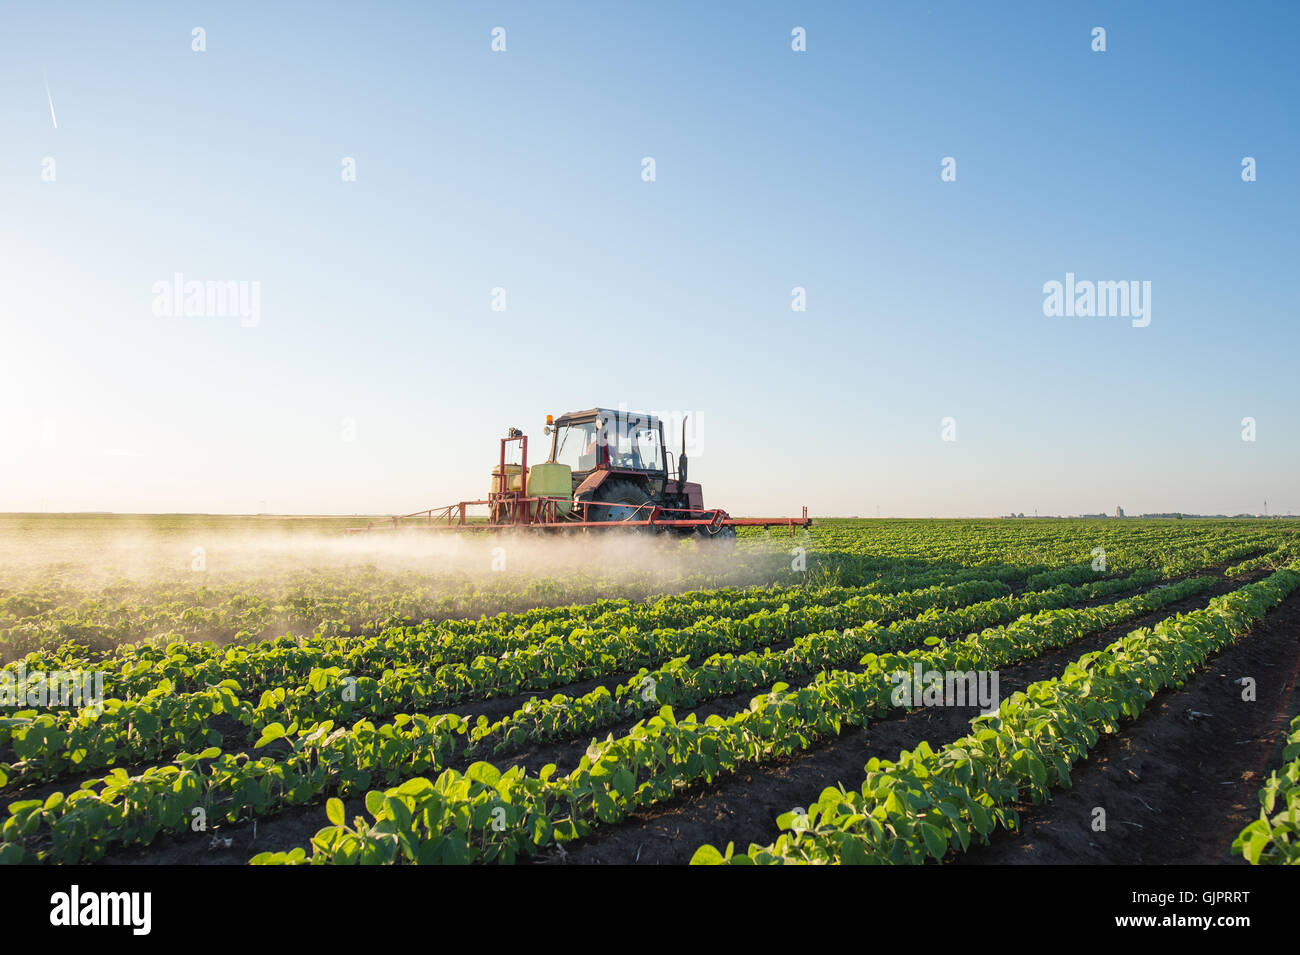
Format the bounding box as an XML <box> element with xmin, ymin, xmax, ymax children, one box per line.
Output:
<box><xmin>692</xmin><ymin>567</ymin><xmax>1300</xmax><ymax>864</ymax></box>
<box><xmin>243</xmin><ymin>574</ymin><xmax>1213</xmax><ymax>864</ymax></box>
<box><xmin>468</xmin><ymin>571</ymin><xmax>1158</xmax><ymax>754</ymax></box>
<box><xmin>805</xmin><ymin>522</ymin><xmax>1277</xmax><ymax>576</ymax></box>
<box><xmin>3</xmin><ymin>558</ymin><xmax>1095</xmax><ymax>708</ymax></box>
<box><xmin>0</xmin><ymin>543</ymin><xmax>805</xmax><ymax>664</ymax></box>
<box><xmin>10</xmin><ymin>521</ymin><xmax>1268</xmax><ymax>705</ymax></box>
<box><xmin>1232</xmin><ymin>713</ymin><xmax>1300</xmax><ymax>865</ymax></box>
<box><xmin>1</xmin><ymin>576</ymin><xmax>1065</xmax><ymax>862</ymax></box>
<box><xmin>5</xmin><ymin>521</ymin><xmax>1279</xmax><ymax>671</ymax></box>
<box><xmin>1225</xmin><ymin>542</ymin><xmax>1300</xmax><ymax>578</ymax></box>
<box><xmin>0</xmin><ymin>579</ymin><xmax>1050</xmax><ymax>862</ymax></box>
<box><xmin>0</xmin><ymin>576</ymin><xmax>1024</xmax><ymax>789</ymax></box>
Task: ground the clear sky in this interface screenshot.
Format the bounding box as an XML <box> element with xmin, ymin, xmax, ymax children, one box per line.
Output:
<box><xmin>1</xmin><ymin>1</ymin><xmax>1296</xmax><ymax>518</ymax></box>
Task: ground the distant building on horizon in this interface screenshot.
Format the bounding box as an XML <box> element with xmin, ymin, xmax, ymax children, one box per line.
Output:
<box><xmin>1115</xmin><ymin>506</ymin><xmax>1125</xmax><ymax>518</ymax></box>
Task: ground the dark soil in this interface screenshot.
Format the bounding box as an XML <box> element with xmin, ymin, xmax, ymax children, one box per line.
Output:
<box><xmin>952</xmin><ymin>586</ymin><xmax>1300</xmax><ymax>865</ymax></box>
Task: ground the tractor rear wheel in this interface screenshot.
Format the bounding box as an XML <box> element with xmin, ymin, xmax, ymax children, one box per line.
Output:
<box><xmin>590</xmin><ymin>480</ymin><xmax>655</xmax><ymax>525</ymax></box>
<box><xmin>695</xmin><ymin>515</ymin><xmax>737</xmax><ymax>549</ymax></box>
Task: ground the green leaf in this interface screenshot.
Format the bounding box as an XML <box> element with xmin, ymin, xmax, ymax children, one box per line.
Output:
<box><xmin>465</xmin><ymin>762</ymin><xmax>502</xmax><ymax>787</ymax></box>
<box><xmin>255</xmin><ymin>723</ymin><xmax>286</xmax><ymax>748</ymax></box>
<box><xmin>0</xmin><ymin>843</ymin><xmax>27</xmax><ymax>865</ymax></box>
<box><xmin>395</xmin><ymin>777</ymin><xmax>434</xmax><ymax>797</ymax></box>
<box><xmin>1025</xmin><ymin>753</ymin><xmax>1047</xmax><ymax>788</ymax></box>
<box><xmin>326</xmin><ymin>798</ymin><xmax>346</xmax><ymax>826</ymax></box>
<box><xmin>920</xmin><ymin>822</ymin><xmax>948</xmax><ymax>858</ymax></box>
<box><xmin>690</xmin><ymin>844</ymin><xmax>726</xmax><ymax>865</ymax></box>
<box><xmin>612</xmin><ymin>768</ymin><xmax>635</xmax><ymax>802</ymax></box>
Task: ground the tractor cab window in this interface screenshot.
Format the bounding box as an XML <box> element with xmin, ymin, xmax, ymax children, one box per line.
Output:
<box><xmin>555</xmin><ymin>422</ymin><xmax>601</xmax><ymax>472</ymax></box>
<box><xmin>635</xmin><ymin>426</ymin><xmax>665</xmax><ymax>471</ymax></box>
<box><xmin>608</xmin><ymin>423</ymin><xmax>665</xmax><ymax>472</ymax></box>
<box><xmin>555</xmin><ymin>417</ymin><xmax>665</xmax><ymax>473</ymax></box>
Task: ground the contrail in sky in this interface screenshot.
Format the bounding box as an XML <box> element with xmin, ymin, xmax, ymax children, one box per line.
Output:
<box><xmin>44</xmin><ymin>73</ymin><xmax>57</xmax><ymax>128</ymax></box>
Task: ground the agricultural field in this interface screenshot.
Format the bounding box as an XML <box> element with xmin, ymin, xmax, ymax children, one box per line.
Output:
<box><xmin>3</xmin><ymin>514</ymin><xmax>1299</xmax><ymax>868</ymax></box>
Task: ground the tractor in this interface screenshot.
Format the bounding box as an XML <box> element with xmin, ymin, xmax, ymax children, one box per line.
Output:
<box><xmin>529</xmin><ymin>407</ymin><xmax>715</xmax><ymax>536</ymax></box>
<box><xmin>353</xmin><ymin>407</ymin><xmax>810</xmax><ymax>538</ymax></box>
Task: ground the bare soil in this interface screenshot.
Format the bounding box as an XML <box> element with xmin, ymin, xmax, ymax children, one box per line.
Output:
<box><xmin>954</xmin><ymin>587</ymin><xmax>1300</xmax><ymax>865</ymax></box>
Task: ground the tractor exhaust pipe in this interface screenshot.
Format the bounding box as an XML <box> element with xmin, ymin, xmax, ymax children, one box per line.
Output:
<box><xmin>679</xmin><ymin>415</ymin><xmax>688</xmax><ymax>483</ymax></box>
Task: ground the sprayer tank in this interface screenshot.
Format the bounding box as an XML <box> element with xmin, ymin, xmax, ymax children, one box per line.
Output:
<box><xmin>523</xmin><ymin>462</ymin><xmax>572</xmax><ymax>513</ymax></box>
<box><xmin>489</xmin><ymin>462</ymin><xmax>572</xmax><ymax>514</ymax></box>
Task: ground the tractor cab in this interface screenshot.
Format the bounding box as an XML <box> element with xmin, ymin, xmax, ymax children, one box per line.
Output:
<box><xmin>544</xmin><ymin>407</ymin><xmax>700</xmax><ymax>521</ymax></box>
<box><xmin>548</xmin><ymin>408</ymin><xmax>667</xmax><ymax>480</ymax></box>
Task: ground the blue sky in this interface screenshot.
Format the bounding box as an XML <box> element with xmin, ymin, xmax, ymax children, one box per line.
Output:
<box><xmin>1</xmin><ymin>1</ymin><xmax>1296</xmax><ymax>517</ymax></box>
